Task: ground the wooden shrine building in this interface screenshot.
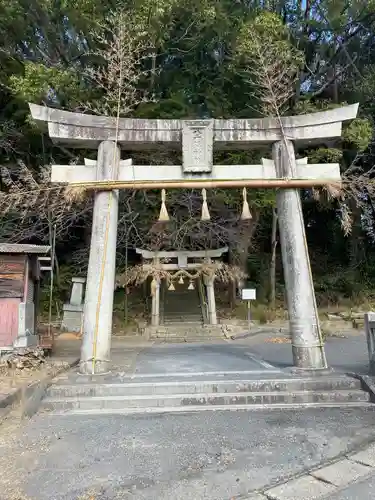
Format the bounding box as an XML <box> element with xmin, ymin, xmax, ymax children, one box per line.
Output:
<box><xmin>0</xmin><ymin>243</ymin><xmax>51</xmax><ymax>351</ymax></box>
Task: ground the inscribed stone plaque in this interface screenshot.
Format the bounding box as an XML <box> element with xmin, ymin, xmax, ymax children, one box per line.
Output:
<box><xmin>182</xmin><ymin>120</ymin><xmax>213</xmax><ymax>173</ymax></box>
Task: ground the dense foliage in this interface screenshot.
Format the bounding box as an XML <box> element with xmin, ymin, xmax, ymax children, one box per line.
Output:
<box><xmin>1</xmin><ymin>0</ymin><xmax>375</xmax><ymax>306</ymax></box>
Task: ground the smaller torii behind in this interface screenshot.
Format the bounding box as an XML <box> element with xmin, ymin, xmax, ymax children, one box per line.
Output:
<box><xmin>29</xmin><ymin>103</ymin><xmax>358</xmax><ymax>374</ymax></box>
<box><xmin>136</xmin><ymin>247</ymin><xmax>229</xmax><ymax>327</ymax></box>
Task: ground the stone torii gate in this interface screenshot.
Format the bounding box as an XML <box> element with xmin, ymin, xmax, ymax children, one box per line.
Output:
<box><xmin>29</xmin><ymin>103</ymin><xmax>358</xmax><ymax>374</ymax></box>
<box><xmin>136</xmin><ymin>247</ymin><xmax>229</xmax><ymax>327</ymax></box>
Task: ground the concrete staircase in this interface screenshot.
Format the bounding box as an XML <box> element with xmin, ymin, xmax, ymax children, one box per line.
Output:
<box><xmin>42</xmin><ymin>374</ymin><xmax>373</xmax><ymax>415</ymax></box>
<box><xmin>145</xmin><ymin>279</ymin><xmax>214</xmax><ymax>341</ymax></box>
<box><xmin>146</xmin><ymin>323</ymin><xmax>230</xmax><ymax>342</ymax></box>
<box><xmin>162</xmin><ymin>281</ymin><xmax>204</xmax><ymax>324</ymax></box>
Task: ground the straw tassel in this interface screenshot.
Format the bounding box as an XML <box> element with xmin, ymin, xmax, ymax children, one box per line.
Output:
<box><xmin>158</xmin><ymin>189</ymin><xmax>170</xmax><ymax>221</ymax></box>
<box><xmin>240</xmin><ymin>187</ymin><xmax>252</xmax><ymax>220</ymax></box>
<box><xmin>201</xmin><ymin>188</ymin><xmax>211</xmax><ymax>221</ymax></box>
<box><xmin>188</xmin><ymin>280</ymin><xmax>195</xmax><ymax>290</ymax></box>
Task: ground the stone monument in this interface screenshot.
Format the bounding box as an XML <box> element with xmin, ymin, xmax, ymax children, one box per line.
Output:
<box><xmin>61</xmin><ymin>277</ymin><xmax>85</xmax><ymax>333</ymax></box>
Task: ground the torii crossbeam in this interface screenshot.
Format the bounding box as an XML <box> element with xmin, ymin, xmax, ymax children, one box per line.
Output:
<box><xmin>29</xmin><ymin>103</ymin><xmax>358</xmax><ymax>374</ymax></box>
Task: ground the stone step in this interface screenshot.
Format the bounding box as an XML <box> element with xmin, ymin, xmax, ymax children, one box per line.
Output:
<box><xmin>161</xmin><ymin>326</ymin><xmax>205</xmax><ymax>330</ymax></box>
<box><xmin>150</xmin><ymin>337</ymin><xmax>224</xmax><ymax>343</ymax></box>
<box><xmin>148</xmin><ymin>330</ymin><xmax>224</xmax><ymax>338</ymax></box>
<box><xmin>46</xmin><ymin>376</ymin><xmax>364</xmax><ymax>399</ymax></box>
<box><xmin>163</xmin><ymin>291</ymin><xmax>202</xmax><ymax>318</ymax></box>
<box><xmin>164</xmin><ymin>304</ymin><xmax>201</xmax><ymax>309</ymax></box>
<box><xmin>164</xmin><ymin>294</ymin><xmax>200</xmax><ymax>300</ymax></box>
<box><xmin>164</xmin><ymin>306</ymin><xmax>201</xmax><ymax>310</ymax></box>
<box><xmin>164</xmin><ymin>306</ymin><xmax>200</xmax><ymax>309</ymax></box>
<box><xmin>160</xmin><ymin>320</ymin><xmax>204</xmax><ymax>324</ymax></box>
<box><xmin>49</xmin><ymin>401</ymin><xmax>375</xmax><ymax>416</ymax></box>
<box><xmin>43</xmin><ymin>389</ymin><xmax>371</xmax><ymax>413</ymax></box>
<box><xmin>169</xmin><ymin>326</ymin><xmax>222</xmax><ymax>330</ymax></box>
<box><xmin>145</xmin><ymin>323</ymin><xmax>228</xmax><ymax>340</ymax></box>
<box><xmin>150</xmin><ymin>330</ymin><xmax>221</xmax><ymax>337</ymax></box>
<box><xmin>163</xmin><ymin>317</ymin><xmax>203</xmax><ymax>323</ymax></box>
<box><xmin>164</xmin><ymin>299</ymin><xmax>201</xmax><ymax>304</ymax></box>
<box><xmin>163</xmin><ymin>308</ymin><xmax>202</xmax><ymax>311</ymax></box>
<box><xmin>150</xmin><ymin>336</ymin><xmax>226</xmax><ymax>343</ymax></box>
<box><xmin>158</xmin><ymin>320</ymin><xmax>204</xmax><ymax>324</ymax></box>
<box><xmin>163</xmin><ymin>306</ymin><xmax>202</xmax><ymax>311</ymax></box>
<box><xmin>150</xmin><ymin>324</ymin><xmax>219</xmax><ymax>330</ymax></box>
<box><xmin>43</xmin><ymin>374</ymin><xmax>372</xmax><ymax>415</ymax></box>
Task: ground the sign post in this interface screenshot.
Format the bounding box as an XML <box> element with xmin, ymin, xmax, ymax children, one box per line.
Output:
<box><xmin>241</xmin><ymin>288</ymin><xmax>256</xmax><ymax>333</ymax></box>
<box><xmin>365</xmin><ymin>312</ymin><xmax>375</xmax><ymax>374</ymax></box>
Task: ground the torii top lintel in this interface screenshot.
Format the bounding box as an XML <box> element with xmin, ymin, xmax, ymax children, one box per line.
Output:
<box><xmin>29</xmin><ymin>103</ymin><xmax>359</xmax><ymax>150</ymax></box>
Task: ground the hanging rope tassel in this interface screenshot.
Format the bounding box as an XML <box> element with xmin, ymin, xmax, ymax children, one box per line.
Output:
<box><xmin>188</xmin><ymin>280</ymin><xmax>195</xmax><ymax>290</ymax></box>
<box><xmin>240</xmin><ymin>187</ymin><xmax>252</xmax><ymax>220</ymax></box>
<box><xmin>201</xmin><ymin>188</ymin><xmax>211</xmax><ymax>221</ymax></box>
<box><xmin>158</xmin><ymin>189</ymin><xmax>170</xmax><ymax>222</ymax></box>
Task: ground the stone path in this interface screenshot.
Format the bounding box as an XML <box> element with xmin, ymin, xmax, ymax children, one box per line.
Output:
<box><xmin>258</xmin><ymin>442</ymin><xmax>375</xmax><ymax>499</ymax></box>
<box><xmin>325</xmin><ymin>474</ymin><xmax>375</xmax><ymax>499</ymax></box>
<box><xmin>131</xmin><ymin>342</ymin><xmax>282</xmax><ymax>378</ymax></box>
<box><xmin>237</xmin><ymin>331</ymin><xmax>369</xmax><ymax>374</ymax></box>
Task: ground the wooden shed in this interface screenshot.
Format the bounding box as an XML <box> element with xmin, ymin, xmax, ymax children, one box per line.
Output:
<box><xmin>0</xmin><ymin>244</ymin><xmax>51</xmax><ymax>351</ymax></box>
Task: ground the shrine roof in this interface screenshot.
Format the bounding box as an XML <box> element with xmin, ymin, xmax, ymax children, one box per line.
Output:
<box><xmin>0</xmin><ymin>243</ymin><xmax>51</xmax><ymax>254</ymax></box>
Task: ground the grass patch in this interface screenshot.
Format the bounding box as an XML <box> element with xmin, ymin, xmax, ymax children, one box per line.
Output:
<box><xmin>231</xmin><ymin>301</ymin><xmax>288</xmax><ymax>324</ymax></box>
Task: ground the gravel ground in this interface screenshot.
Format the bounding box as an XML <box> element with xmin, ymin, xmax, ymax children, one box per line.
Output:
<box><xmin>0</xmin><ymin>334</ymin><xmax>372</xmax><ymax>499</ymax></box>
<box><xmin>1</xmin><ymin>407</ymin><xmax>375</xmax><ymax>499</ymax></box>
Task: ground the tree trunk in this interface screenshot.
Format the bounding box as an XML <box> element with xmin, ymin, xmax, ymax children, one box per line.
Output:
<box><xmin>228</xmin><ymin>247</ymin><xmax>238</xmax><ymax>308</ymax></box>
<box><xmin>48</xmin><ymin>212</ymin><xmax>59</xmax><ymax>283</ymax></box>
<box><xmin>231</xmin><ymin>214</ymin><xmax>260</xmax><ymax>298</ymax></box>
<box><xmin>269</xmin><ymin>208</ymin><xmax>278</xmax><ymax>308</ymax></box>
<box><xmin>349</xmin><ymin>198</ymin><xmax>364</xmax><ymax>269</ymax></box>
<box><xmin>235</xmin><ymin>217</ymin><xmax>259</xmax><ymax>272</ymax></box>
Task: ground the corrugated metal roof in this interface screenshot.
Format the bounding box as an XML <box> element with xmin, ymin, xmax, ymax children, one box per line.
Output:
<box><xmin>0</xmin><ymin>243</ymin><xmax>51</xmax><ymax>254</ymax></box>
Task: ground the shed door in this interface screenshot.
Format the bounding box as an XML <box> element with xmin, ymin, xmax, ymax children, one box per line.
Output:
<box><xmin>0</xmin><ymin>298</ymin><xmax>20</xmax><ymax>347</ymax></box>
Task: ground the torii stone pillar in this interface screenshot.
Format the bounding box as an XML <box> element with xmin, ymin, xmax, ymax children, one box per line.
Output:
<box><xmin>204</xmin><ymin>276</ymin><xmax>217</xmax><ymax>325</ymax></box>
<box><xmin>203</xmin><ymin>257</ymin><xmax>217</xmax><ymax>325</ymax></box>
<box><xmin>151</xmin><ymin>279</ymin><xmax>161</xmax><ymax>327</ymax></box>
<box><xmin>80</xmin><ymin>141</ymin><xmax>120</xmax><ymax>374</ymax></box>
<box><xmin>273</xmin><ymin>140</ymin><xmax>326</xmax><ymax>370</ymax></box>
